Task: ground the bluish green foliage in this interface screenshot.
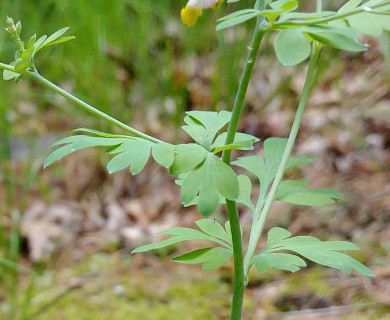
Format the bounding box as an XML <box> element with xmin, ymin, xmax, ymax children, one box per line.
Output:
<box><xmin>132</xmin><ymin>219</ymin><xmax>233</xmax><ymax>268</ymax></box>
<box><xmin>254</xmin><ymin>227</ymin><xmax>374</xmax><ymax>276</ymax></box>
<box><xmin>2</xmin><ymin>2</ymin><xmax>389</xmax><ymax>316</ymax></box>
<box><xmin>44</xmin><ymin>110</ymin><xmax>256</xmax><ymax>217</ymax></box>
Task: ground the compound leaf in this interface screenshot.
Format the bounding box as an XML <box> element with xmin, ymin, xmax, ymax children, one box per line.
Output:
<box><xmin>257</xmin><ymin>227</ymin><xmax>374</xmax><ymax>277</ymax></box>
<box><xmin>254</xmin><ymin>252</ymin><xmax>307</xmax><ymax>273</ymax></box>
<box><xmin>183</xmin><ymin>111</ymin><xmax>232</xmax><ymax>147</ymax></box>
<box><xmin>132</xmin><ymin>220</ymin><xmax>233</xmax><ymax>254</ymax></box>
<box><xmin>173</xmin><ymin>247</ymin><xmax>232</xmax><ymax>270</ymax></box>
<box><xmin>195</xmin><ymin>219</ymin><xmax>232</xmax><ymax>245</ymax></box>
<box><xmin>275</xmin><ymin>179</ymin><xmax>344</xmax><ymax>206</ymax></box>
<box><xmin>44</xmin><ymin>135</ymin><xmax>133</xmax><ymax>168</ymax></box>
<box><xmin>169</xmin><ymin>144</ymin><xmax>207</xmax><ymax>176</ymax></box>
<box><xmin>180</xmin><ymin>153</ymin><xmax>238</xmax><ymax>216</ymax></box>
<box><xmin>233</xmin><ymin>138</ymin><xmax>308</xmax><ymax>196</ymax></box>
<box><xmin>107</xmin><ymin>139</ymin><xmax>154</xmax><ymax>175</ymax></box>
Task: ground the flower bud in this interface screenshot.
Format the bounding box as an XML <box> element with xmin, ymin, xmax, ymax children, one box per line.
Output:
<box><xmin>5</xmin><ymin>16</ymin><xmax>22</xmax><ymax>36</ymax></box>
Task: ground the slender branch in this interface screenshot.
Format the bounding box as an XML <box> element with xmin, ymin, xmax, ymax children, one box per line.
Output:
<box><xmin>274</xmin><ymin>0</ymin><xmax>390</xmax><ymax>28</ymax></box>
<box><xmin>243</xmin><ymin>43</ymin><xmax>322</xmax><ymax>275</ymax></box>
<box><xmin>0</xmin><ymin>63</ymin><xmax>163</xmax><ymax>143</ymax></box>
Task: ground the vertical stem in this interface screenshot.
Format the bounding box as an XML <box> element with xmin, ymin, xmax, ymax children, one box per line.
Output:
<box><xmin>222</xmin><ymin>28</ymin><xmax>265</xmax><ymax>163</ymax></box>
<box><xmin>316</xmin><ymin>0</ymin><xmax>322</xmax><ymax>13</ymax></box>
<box><xmin>244</xmin><ymin>43</ymin><xmax>322</xmax><ymax>275</ymax></box>
<box><xmin>225</xmin><ymin>199</ymin><xmax>245</xmax><ymax>320</ymax></box>
<box><xmin>221</xmin><ymin>10</ymin><xmax>266</xmax><ymax>319</ymax></box>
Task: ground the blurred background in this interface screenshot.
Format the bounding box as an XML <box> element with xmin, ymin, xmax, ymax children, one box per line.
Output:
<box><xmin>0</xmin><ymin>1</ymin><xmax>389</xmax><ymax>319</ymax></box>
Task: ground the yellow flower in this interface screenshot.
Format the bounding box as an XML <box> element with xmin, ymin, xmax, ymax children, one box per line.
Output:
<box><xmin>181</xmin><ymin>0</ymin><xmax>223</xmax><ymax>27</ymax></box>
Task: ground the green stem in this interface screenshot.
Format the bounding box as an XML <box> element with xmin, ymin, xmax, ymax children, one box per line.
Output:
<box><xmin>222</xmin><ymin>31</ymin><xmax>265</xmax><ymax>163</ymax></box>
<box><xmin>221</xmin><ymin>10</ymin><xmax>265</xmax><ymax>320</ymax></box>
<box><xmin>225</xmin><ymin>199</ymin><xmax>245</xmax><ymax>320</ymax></box>
<box><xmin>274</xmin><ymin>0</ymin><xmax>390</xmax><ymax>28</ymax></box>
<box><xmin>243</xmin><ymin>43</ymin><xmax>322</xmax><ymax>276</ymax></box>
<box><xmin>0</xmin><ymin>63</ymin><xmax>162</xmax><ymax>143</ymax></box>
<box><xmin>316</xmin><ymin>0</ymin><xmax>322</xmax><ymax>13</ymax></box>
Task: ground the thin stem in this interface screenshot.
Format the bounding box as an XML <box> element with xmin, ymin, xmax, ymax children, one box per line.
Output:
<box><xmin>29</xmin><ymin>71</ymin><xmax>163</xmax><ymax>143</ymax></box>
<box><xmin>0</xmin><ymin>62</ymin><xmax>16</xmax><ymax>73</ymax></box>
<box><xmin>221</xmin><ymin>9</ymin><xmax>265</xmax><ymax>319</ymax></box>
<box><xmin>0</xmin><ymin>63</ymin><xmax>162</xmax><ymax>143</ymax></box>
<box><xmin>225</xmin><ymin>199</ymin><xmax>245</xmax><ymax>320</ymax></box>
<box><xmin>243</xmin><ymin>43</ymin><xmax>322</xmax><ymax>275</ymax></box>
<box><xmin>316</xmin><ymin>0</ymin><xmax>322</xmax><ymax>13</ymax></box>
<box><xmin>222</xmin><ymin>30</ymin><xmax>265</xmax><ymax>163</ymax></box>
<box><xmin>274</xmin><ymin>0</ymin><xmax>390</xmax><ymax>28</ymax></box>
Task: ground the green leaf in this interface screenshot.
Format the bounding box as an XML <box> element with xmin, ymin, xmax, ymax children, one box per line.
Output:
<box><xmin>184</xmin><ymin>111</ymin><xmax>232</xmax><ymax>147</ymax></box>
<box><xmin>172</xmin><ymin>248</ymin><xmax>214</xmax><ymax>264</ymax></box>
<box><xmin>152</xmin><ymin>143</ymin><xmax>175</xmax><ymax>168</ymax></box>
<box><xmin>232</xmin><ymin>138</ymin><xmax>287</xmax><ymax>192</ymax></box>
<box><xmin>270</xmin><ymin>0</ymin><xmax>298</xmax><ymax>12</ymax></box>
<box><xmin>169</xmin><ymin>144</ymin><xmax>207</xmax><ymax>176</ymax></box>
<box><xmin>202</xmin><ymin>248</ymin><xmax>232</xmax><ymax>270</ymax></box>
<box><xmin>213</xmin><ymin>155</ymin><xmax>239</xmax><ymax>200</ymax></box>
<box><xmin>305</xmin><ymin>26</ymin><xmax>367</xmax><ymax>51</ymax></box>
<box><xmin>338</xmin><ymin>0</ymin><xmax>362</xmax><ymax>13</ymax></box>
<box><xmin>236</xmin><ymin>175</ymin><xmax>255</xmax><ymax>211</ymax></box>
<box><xmin>291</xmin><ymin>248</ymin><xmax>374</xmax><ymax>276</ymax></box>
<box><xmin>275</xmin><ymin>28</ymin><xmax>311</xmax><ymax>66</ymax></box>
<box><xmin>44</xmin><ymin>132</ymin><xmax>155</xmax><ymax>176</ymax></box>
<box><xmin>254</xmin><ymin>252</ymin><xmax>307</xmax><ymax>273</ymax></box>
<box><xmin>233</xmin><ymin>138</ymin><xmax>309</xmax><ymax>196</ymax></box>
<box><xmin>161</xmin><ymin>227</ymin><xmax>228</xmax><ymax>247</ymax></box>
<box><xmin>44</xmin><ymin>135</ymin><xmax>132</xmax><ymax>168</ymax></box>
<box><xmin>3</xmin><ymin>62</ymin><xmax>20</xmax><ymax>81</ymax></box>
<box><xmin>275</xmin><ymin>180</ymin><xmax>345</xmax><ymax>206</ymax></box>
<box><xmin>182</xmin><ymin>116</ymin><xmax>208</xmax><ymax>147</ymax></box>
<box><xmin>180</xmin><ymin>153</ymin><xmax>238</xmax><ymax>216</ymax></box>
<box><xmin>346</xmin><ymin>12</ymin><xmax>383</xmax><ymax>36</ymax></box>
<box><xmin>217</xmin><ymin>9</ymin><xmax>260</xmax><ymax>31</ymax></box>
<box><xmin>132</xmin><ymin>220</ymin><xmax>234</xmax><ymax>254</ymax></box>
<box><xmin>44</xmin><ymin>36</ymin><xmax>75</xmax><ymax>46</ymax></box>
<box><xmin>257</xmin><ymin>227</ymin><xmax>375</xmax><ymax>277</ymax></box>
<box><xmin>195</xmin><ymin>219</ymin><xmax>232</xmax><ymax>245</ymax></box>
<box><xmin>107</xmin><ymin>139</ymin><xmax>154</xmax><ymax>175</ymax></box>
<box><xmin>131</xmin><ymin>236</ymin><xmax>188</xmax><ymax>253</ymax></box>
<box><xmin>212</xmin><ymin>132</ymin><xmax>259</xmax><ymax>153</ymax></box>
<box><xmin>37</xmin><ymin>27</ymin><xmax>75</xmax><ymax>50</ymax></box>
<box><xmin>173</xmin><ymin>247</ymin><xmax>232</xmax><ymax>270</ymax></box>
<box><xmin>33</xmin><ymin>35</ymin><xmax>48</xmax><ymax>50</ymax></box>
<box><xmin>263</xmin><ymin>227</ymin><xmax>292</xmax><ymax>251</ymax></box>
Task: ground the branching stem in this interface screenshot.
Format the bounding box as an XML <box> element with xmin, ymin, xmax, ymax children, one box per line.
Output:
<box><xmin>243</xmin><ymin>43</ymin><xmax>322</xmax><ymax>276</ymax></box>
